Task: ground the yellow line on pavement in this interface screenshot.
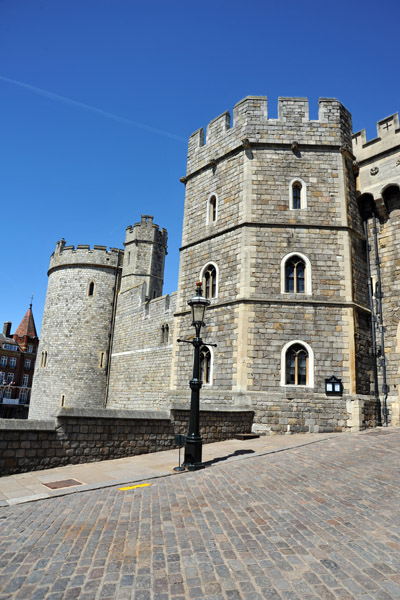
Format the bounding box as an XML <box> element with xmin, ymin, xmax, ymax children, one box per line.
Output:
<box><xmin>119</xmin><ymin>483</ymin><xmax>151</xmax><ymax>491</ymax></box>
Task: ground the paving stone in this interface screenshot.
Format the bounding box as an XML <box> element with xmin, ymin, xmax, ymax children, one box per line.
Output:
<box><xmin>0</xmin><ymin>430</ymin><xmax>400</xmax><ymax>600</ymax></box>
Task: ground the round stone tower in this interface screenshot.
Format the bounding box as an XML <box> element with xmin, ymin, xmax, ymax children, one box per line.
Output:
<box><xmin>29</xmin><ymin>240</ymin><xmax>123</xmax><ymax>419</ymax></box>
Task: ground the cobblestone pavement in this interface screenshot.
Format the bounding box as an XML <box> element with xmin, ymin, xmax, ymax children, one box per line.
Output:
<box><xmin>0</xmin><ymin>429</ymin><xmax>400</xmax><ymax>600</ymax></box>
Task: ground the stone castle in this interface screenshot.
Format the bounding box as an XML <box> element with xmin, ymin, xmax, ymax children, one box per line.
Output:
<box><xmin>29</xmin><ymin>96</ymin><xmax>400</xmax><ymax>434</ymax></box>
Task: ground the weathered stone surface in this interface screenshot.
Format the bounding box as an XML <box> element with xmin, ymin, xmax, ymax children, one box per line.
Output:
<box><xmin>0</xmin><ymin>408</ymin><xmax>253</xmax><ymax>476</ymax></box>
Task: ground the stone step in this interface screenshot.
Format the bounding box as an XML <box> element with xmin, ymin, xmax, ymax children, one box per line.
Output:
<box><xmin>234</xmin><ymin>433</ymin><xmax>260</xmax><ymax>440</ymax></box>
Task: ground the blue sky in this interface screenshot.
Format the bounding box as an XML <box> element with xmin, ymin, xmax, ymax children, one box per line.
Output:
<box><xmin>1</xmin><ymin>0</ymin><xmax>399</xmax><ymax>335</ymax></box>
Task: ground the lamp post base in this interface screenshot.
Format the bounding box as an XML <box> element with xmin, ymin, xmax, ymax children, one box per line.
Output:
<box><xmin>186</xmin><ymin>463</ymin><xmax>205</xmax><ymax>471</ymax></box>
<box><xmin>184</xmin><ymin>434</ymin><xmax>203</xmax><ymax>469</ymax></box>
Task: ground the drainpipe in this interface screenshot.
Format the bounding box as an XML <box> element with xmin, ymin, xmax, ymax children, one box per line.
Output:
<box><xmin>372</xmin><ymin>213</ymin><xmax>389</xmax><ymax>425</ymax></box>
<box><xmin>363</xmin><ymin>219</ymin><xmax>382</xmax><ymax>426</ymax></box>
<box><xmin>104</xmin><ymin>258</ymin><xmax>122</xmax><ymax>408</ymax></box>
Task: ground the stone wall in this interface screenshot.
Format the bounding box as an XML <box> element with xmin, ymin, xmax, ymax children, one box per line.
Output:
<box><xmin>353</xmin><ymin>114</ymin><xmax>400</xmax><ymax>415</ymax></box>
<box><xmin>121</xmin><ymin>215</ymin><xmax>168</xmax><ymax>298</ymax></box>
<box><xmin>29</xmin><ymin>242</ymin><xmax>123</xmax><ymax>419</ymax></box>
<box><xmin>0</xmin><ymin>407</ymin><xmax>254</xmax><ymax>476</ymax></box>
<box><xmin>172</xmin><ymin>405</ymin><xmax>254</xmax><ymax>442</ymax></box>
<box><xmin>107</xmin><ymin>285</ymin><xmax>177</xmax><ymax>410</ymax></box>
<box><xmin>172</xmin><ymin>96</ymin><xmax>371</xmax><ymax>431</ymax></box>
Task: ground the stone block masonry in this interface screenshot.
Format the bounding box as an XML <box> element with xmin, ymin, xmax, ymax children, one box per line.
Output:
<box><xmin>173</xmin><ymin>95</ymin><xmax>374</xmax><ymax>433</ymax></box>
<box><xmin>107</xmin><ymin>283</ymin><xmax>177</xmax><ymax>410</ymax></box>
<box><xmin>29</xmin><ymin>241</ymin><xmax>124</xmax><ymax>418</ymax></box>
<box><xmin>0</xmin><ymin>407</ymin><xmax>254</xmax><ymax>476</ymax></box>
<box><xmin>25</xmin><ymin>96</ymin><xmax>400</xmax><ymax>437</ymax></box>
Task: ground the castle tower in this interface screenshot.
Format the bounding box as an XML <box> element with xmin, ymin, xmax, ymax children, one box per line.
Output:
<box><xmin>105</xmin><ymin>216</ymin><xmax>172</xmax><ymax>410</ymax></box>
<box><xmin>121</xmin><ymin>215</ymin><xmax>168</xmax><ymax>299</ymax></box>
<box><xmin>171</xmin><ymin>96</ymin><xmax>371</xmax><ymax>433</ymax></box>
<box><xmin>29</xmin><ymin>240</ymin><xmax>123</xmax><ymax>419</ymax></box>
<box><xmin>353</xmin><ymin>113</ymin><xmax>400</xmax><ymax>423</ymax></box>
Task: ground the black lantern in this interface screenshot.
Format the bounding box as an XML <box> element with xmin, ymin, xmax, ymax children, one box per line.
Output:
<box><xmin>188</xmin><ymin>282</ymin><xmax>210</xmax><ymax>333</ymax></box>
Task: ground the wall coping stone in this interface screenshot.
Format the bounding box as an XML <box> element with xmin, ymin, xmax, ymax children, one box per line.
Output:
<box><xmin>171</xmin><ymin>403</ymin><xmax>254</xmax><ymax>413</ymax></box>
<box><xmin>0</xmin><ymin>419</ymin><xmax>56</xmax><ymax>431</ymax></box>
<box><xmin>55</xmin><ymin>408</ymin><xmax>171</xmax><ymax>420</ymax></box>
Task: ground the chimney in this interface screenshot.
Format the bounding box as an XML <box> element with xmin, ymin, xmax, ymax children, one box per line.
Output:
<box><xmin>3</xmin><ymin>322</ymin><xmax>11</xmax><ymax>338</ymax></box>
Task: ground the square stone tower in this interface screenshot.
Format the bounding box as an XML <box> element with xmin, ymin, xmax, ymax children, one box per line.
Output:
<box><xmin>171</xmin><ymin>96</ymin><xmax>372</xmax><ymax>433</ymax></box>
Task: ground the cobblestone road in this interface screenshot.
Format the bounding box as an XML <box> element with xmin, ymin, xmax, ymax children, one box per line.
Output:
<box><xmin>0</xmin><ymin>429</ymin><xmax>400</xmax><ymax>600</ymax></box>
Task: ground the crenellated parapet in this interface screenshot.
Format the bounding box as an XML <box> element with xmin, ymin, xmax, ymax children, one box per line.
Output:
<box><xmin>353</xmin><ymin>113</ymin><xmax>400</xmax><ymax>164</ymax></box>
<box><xmin>125</xmin><ymin>215</ymin><xmax>168</xmax><ymax>247</ymax></box>
<box><xmin>121</xmin><ymin>215</ymin><xmax>168</xmax><ymax>297</ymax></box>
<box><xmin>48</xmin><ymin>239</ymin><xmax>123</xmax><ymax>274</ymax></box>
<box><xmin>186</xmin><ymin>96</ymin><xmax>352</xmax><ymax>176</ymax></box>
<box><xmin>353</xmin><ymin>112</ymin><xmax>400</xmax><ymax>203</ymax></box>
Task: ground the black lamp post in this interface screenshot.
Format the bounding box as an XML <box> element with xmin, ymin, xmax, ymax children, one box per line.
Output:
<box><xmin>179</xmin><ymin>282</ymin><xmax>210</xmax><ymax>470</ymax></box>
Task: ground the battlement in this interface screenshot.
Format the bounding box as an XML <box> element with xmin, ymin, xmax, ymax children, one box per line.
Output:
<box><xmin>353</xmin><ymin>113</ymin><xmax>400</xmax><ymax>163</ymax></box>
<box><xmin>48</xmin><ymin>239</ymin><xmax>123</xmax><ymax>273</ymax></box>
<box><xmin>125</xmin><ymin>215</ymin><xmax>168</xmax><ymax>246</ymax></box>
<box><xmin>186</xmin><ymin>96</ymin><xmax>352</xmax><ymax>175</ymax></box>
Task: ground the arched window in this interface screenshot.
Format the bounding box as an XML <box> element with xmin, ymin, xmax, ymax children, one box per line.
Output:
<box><xmin>289</xmin><ymin>178</ymin><xmax>307</xmax><ymax>210</ymax></box>
<box><xmin>281</xmin><ymin>340</ymin><xmax>314</xmax><ymax>388</ymax></box>
<box><xmin>88</xmin><ymin>281</ymin><xmax>95</xmax><ymax>297</ymax></box>
<box><xmin>285</xmin><ymin>256</ymin><xmax>305</xmax><ymax>293</ymax></box>
<box><xmin>285</xmin><ymin>344</ymin><xmax>308</xmax><ymax>385</ymax></box>
<box><xmin>292</xmin><ymin>182</ymin><xmax>301</xmax><ymax>209</ymax></box>
<box><xmin>200</xmin><ymin>345</ymin><xmax>212</xmax><ymax>384</ymax></box>
<box><xmin>281</xmin><ymin>253</ymin><xmax>312</xmax><ymax>295</ymax></box>
<box><xmin>207</xmin><ymin>194</ymin><xmax>218</xmax><ymax>224</ymax></box>
<box><xmin>382</xmin><ymin>184</ymin><xmax>400</xmax><ymax>214</ymax></box>
<box><xmin>202</xmin><ymin>263</ymin><xmax>217</xmax><ymax>299</ymax></box>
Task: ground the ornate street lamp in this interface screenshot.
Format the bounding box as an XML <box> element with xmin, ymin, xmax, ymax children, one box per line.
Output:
<box><xmin>178</xmin><ymin>282</ymin><xmax>215</xmax><ymax>470</ymax></box>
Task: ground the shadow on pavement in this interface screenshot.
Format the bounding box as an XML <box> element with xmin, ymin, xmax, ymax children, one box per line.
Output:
<box><xmin>203</xmin><ymin>449</ymin><xmax>255</xmax><ymax>467</ymax></box>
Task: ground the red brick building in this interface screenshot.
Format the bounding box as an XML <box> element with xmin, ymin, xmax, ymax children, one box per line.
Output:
<box><xmin>0</xmin><ymin>305</ymin><xmax>39</xmax><ymax>418</ymax></box>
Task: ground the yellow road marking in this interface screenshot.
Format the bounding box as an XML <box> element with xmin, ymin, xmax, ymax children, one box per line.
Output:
<box><xmin>119</xmin><ymin>483</ymin><xmax>151</xmax><ymax>491</ymax></box>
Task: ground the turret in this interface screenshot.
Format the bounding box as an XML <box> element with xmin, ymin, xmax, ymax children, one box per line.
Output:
<box><xmin>121</xmin><ymin>215</ymin><xmax>168</xmax><ymax>299</ymax></box>
<box><xmin>29</xmin><ymin>242</ymin><xmax>124</xmax><ymax>419</ymax></box>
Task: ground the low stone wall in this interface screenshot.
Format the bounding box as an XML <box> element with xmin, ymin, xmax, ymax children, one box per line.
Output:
<box><xmin>0</xmin><ymin>406</ymin><xmax>254</xmax><ymax>476</ymax></box>
<box><xmin>172</xmin><ymin>404</ymin><xmax>254</xmax><ymax>442</ymax></box>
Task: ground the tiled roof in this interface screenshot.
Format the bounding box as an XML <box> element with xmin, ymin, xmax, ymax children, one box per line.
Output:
<box><xmin>14</xmin><ymin>305</ymin><xmax>38</xmax><ymax>339</ymax></box>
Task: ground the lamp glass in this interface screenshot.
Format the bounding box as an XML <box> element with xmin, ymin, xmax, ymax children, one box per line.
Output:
<box><xmin>191</xmin><ymin>300</ymin><xmax>207</xmax><ymax>324</ymax></box>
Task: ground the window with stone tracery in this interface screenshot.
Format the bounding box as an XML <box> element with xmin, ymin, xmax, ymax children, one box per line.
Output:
<box><xmin>202</xmin><ymin>264</ymin><xmax>217</xmax><ymax>299</ymax></box>
<box><xmin>285</xmin><ymin>343</ymin><xmax>308</xmax><ymax>386</ymax></box>
<box><xmin>200</xmin><ymin>345</ymin><xmax>212</xmax><ymax>384</ymax></box>
<box><xmin>285</xmin><ymin>256</ymin><xmax>305</xmax><ymax>293</ymax></box>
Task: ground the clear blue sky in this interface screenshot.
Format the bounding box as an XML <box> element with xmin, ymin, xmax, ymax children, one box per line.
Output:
<box><xmin>1</xmin><ymin>0</ymin><xmax>399</xmax><ymax>335</ymax></box>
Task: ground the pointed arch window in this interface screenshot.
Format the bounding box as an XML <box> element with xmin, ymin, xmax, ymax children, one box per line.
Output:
<box><xmin>281</xmin><ymin>340</ymin><xmax>314</xmax><ymax>388</ymax></box>
<box><xmin>200</xmin><ymin>345</ymin><xmax>212</xmax><ymax>384</ymax></box>
<box><xmin>285</xmin><ymin>256</ymin><xmax>305</xmax><ymax>293</ymax></box>
<box><xmin>285</xmin><ymin>343</ymin><xmax>308</xmax><ymax>385</ymax></box>
<box><xmin>88</xmin><ymin>281</ymin><xmax>95</xmax><ymax>297</ymax></box>
<box><xmin>202</xmin><ymin>264</ymin><xmax>217</xmax><ymax>299</ymax></box>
